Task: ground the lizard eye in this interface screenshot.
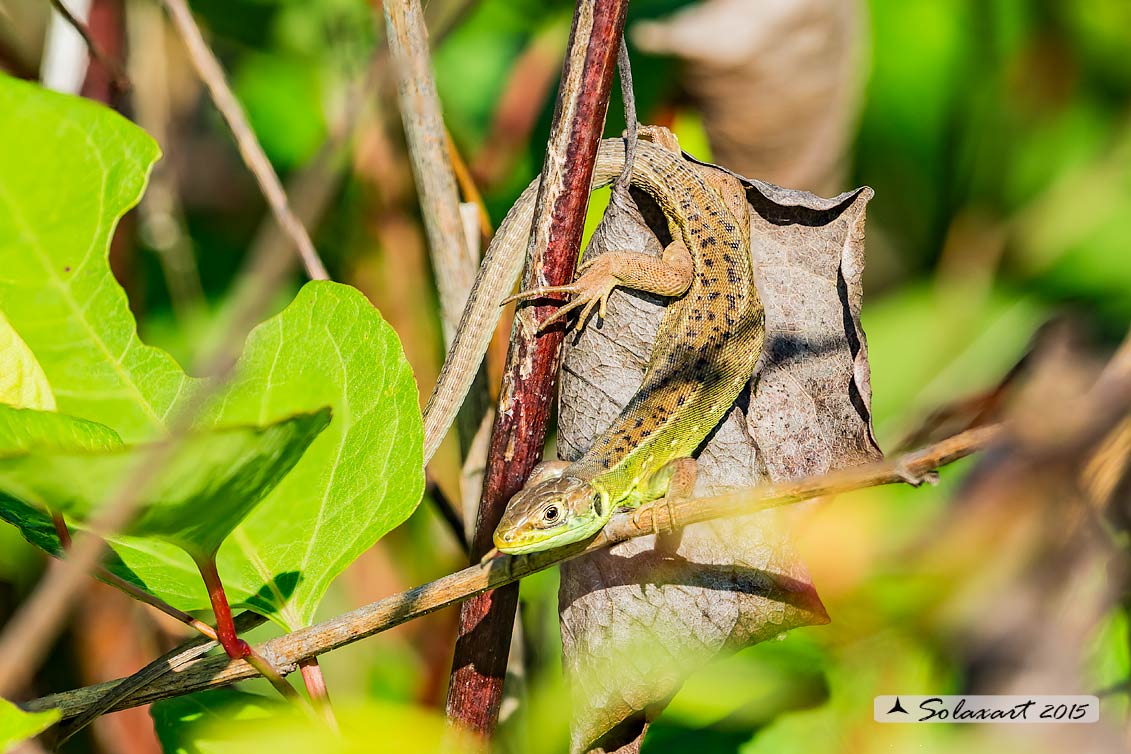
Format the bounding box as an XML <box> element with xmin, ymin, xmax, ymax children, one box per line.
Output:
<box><xmin>543</xmin><ymin>505</ymin><xmax>560</xmax><ymax>523</ymax></box>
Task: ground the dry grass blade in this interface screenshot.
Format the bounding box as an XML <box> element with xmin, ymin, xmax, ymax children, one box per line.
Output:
<box><xmin>159</xmin><ymin>0</ymin><xmax>329</xmax><ymax>282</ymax></box>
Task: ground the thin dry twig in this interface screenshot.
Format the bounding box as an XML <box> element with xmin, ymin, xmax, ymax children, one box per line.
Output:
<box><xmin>230</xmin><ymin>52</ymin><xmax>379</xmax><ymax>299</ymax></box>
<box><xmin>53</xmin><ymin>612</ymin><xmax>266</xmax><ymax>745</ymax></box>
<box><xmin>159</xmin><ymin>0</ymin><xmax>329</xmax><ymax>281</ymax></box>
<box><xmin>382</xmin><ymin>0</ymin><xmax>476</xmax><ymax>343</ymax></box>
<box><xmin>24</xmin><ymin>423</ymin><xmax>999</xmax><ymax>721</ymax></box>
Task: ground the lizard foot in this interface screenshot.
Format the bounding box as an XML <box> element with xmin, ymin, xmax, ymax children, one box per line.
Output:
<box><xmin>501</xmin><ymin>255</ymin><xmax>620</xmax><ymax>332</ymax></box>
<box><xmin>631</xmin><ymin>496</ymin><xmax>677</xmax><ymax>537</ymax></box>
<box><xmin>630</xmin><ymin>498</ymin><xmax>686</xmax><ymax>560</ymax></box>
<box><xmin>896</xmin><ymin>462</ymin><xmax>940</xmax><ymax>487</ymax></box>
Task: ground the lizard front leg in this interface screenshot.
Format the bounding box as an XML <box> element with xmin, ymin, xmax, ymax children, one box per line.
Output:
<box><xmin>502</xmin><ymin>240</ymin><xmax>694</xmax><ymax>332</ymax></box>
<box><xmin>633</xmin><ymin>456</ymin><xmax>697</xmax><ymax>558</ymax></box>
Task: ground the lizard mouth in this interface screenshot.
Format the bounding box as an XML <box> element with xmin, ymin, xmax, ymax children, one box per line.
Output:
<box><xmin>492</xmin><ymin>526</ymin><xmax>557</xmax><ymax>555</ymax></box>
<box><xmin>492</xmin><ymin>517</ymin><xmax>602</xmax><ymax>554</ymax></box>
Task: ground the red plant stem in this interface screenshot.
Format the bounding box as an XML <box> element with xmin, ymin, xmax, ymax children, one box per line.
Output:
<box><xmin>193</xmin><ymin>555</ymin><xmax>300</xmax><ymax>702</ymax></box>
<box><xmin>194</xmin><ymin>556</ymin><xmax>247</xmax><ymax>660</ymax></box>
<box><xmin>444</xmin><ymin>0</ymin><xmax>629</xmax><ymax>738</ymax></box>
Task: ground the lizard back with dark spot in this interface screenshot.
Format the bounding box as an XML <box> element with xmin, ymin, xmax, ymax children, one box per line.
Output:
<box><xmin>567</xmin><ymin>141</ymin><xmax>765</xmax><ymax>505</ymax></box>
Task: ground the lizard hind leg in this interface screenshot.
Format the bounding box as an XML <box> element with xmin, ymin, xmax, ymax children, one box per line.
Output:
<box><xmin>501</xmin><ymin>242</ymin><xmax>694</xmax><ymax>333</ymax></box>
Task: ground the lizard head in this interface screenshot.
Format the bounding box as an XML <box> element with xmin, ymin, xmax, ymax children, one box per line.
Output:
<box><xmin>493</xmin><ymin>475</ymin><xmax>606</xmax><ymax>554</ymax></box>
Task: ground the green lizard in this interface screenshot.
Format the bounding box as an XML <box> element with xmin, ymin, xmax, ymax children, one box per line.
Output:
<box><xmin>420</xmin><ymin>126</ymin><xmax>764</xmax><ymax>554</ymax></box>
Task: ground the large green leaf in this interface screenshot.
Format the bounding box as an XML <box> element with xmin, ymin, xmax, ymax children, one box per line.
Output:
<box><xmin>0</xmin><ymin>76</ymin><xmax>425</xmax><ymax>629</ymax></box>
<box><xmin>0</xmin><ymin>698</ymin><xmax>58</xmax><ymax>754</ymax></box>
<box><xmin>205</xmin><ymin>283</ymin><xmax>424</xmax><ymax>627</ymax></box>
<box><xmin>0</xmin><ymin>311</ymin><xmax>55</xmax><ymax>411</ymax></box>
<box><xmin>0</xmin><ymin>410</ymin><xmax>330</xmax><ymax>561</ymax></box>
<box><xmin>88</xmin><ymin>284</ymin><xmax>424</xmax><ymax>627</ymax></box>
<box><xmin>0</xmin><ymin>75</ymin><xmax>187</xmax><ymax>441</ymax></box>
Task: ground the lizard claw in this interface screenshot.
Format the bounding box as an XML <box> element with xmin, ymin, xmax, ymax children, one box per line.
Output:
<box><xmin>502</xmin><ymin>260</ymin><xmax>620</xmax><ymax>333</ymax></box>
<box><xmin>896</xmin><ymin>462</ymin><xmax>939</xmax><ymax>487</ymax></box>
<box><xmin>500</xmin><ymin>283</ymin><xmax>580</xmax><ymax>306</ymax></box>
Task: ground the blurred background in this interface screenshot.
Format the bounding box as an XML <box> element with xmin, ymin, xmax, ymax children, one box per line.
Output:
<box><xmin>1</xmin><ymin>0</ymin><xmax>1129</xmax><ymax>752</ymax></box>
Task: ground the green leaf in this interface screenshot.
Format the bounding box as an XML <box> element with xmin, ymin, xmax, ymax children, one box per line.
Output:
<box><xmin>97</xmin><ymin>284</ymin><xmax>426</xmax><ymax>628</ymax></box>
<box><xmin>205</xmin><ymin>283</ymin><xmax>424</xmax><ymax>627</ymax></box>
<box><xmin>0</xmin><ymin>697</ymin><xmax>59</xmax><ymax>754</ymax></box>
<box><xmin>0</xmin><ymin>409</ymin><xmax>330</xmax><ymax>561</ymax></box>
<box><xmin>0</xmin><ymin>77</ymin><xmax>425</xmax><ymax>629</ymax></box>
<box><xmin>0</xmin><ymin>405</ymin><xmax>124</xmax><ymax>562</ymax></box>
<box><xmin>0</xmin><ymin>75</ymin><xmax>187</xmax><ymax>442</ymax></box>
<box><xmin>0</xmin><ymin>405</ymin><xmax>122</xmax><ymax>456</ymax></box>
<box><xmin>151</xmin><ymin>691</ymin><xmax>474</xmax><ymax>754</ymax></box>
<box><xmin>0</xmin><ymin>311</ymin><xmax>55</xmax><ymax>411</ymax></box>
<box><xmin>151</xmin><ymin>689</ymin><xmax>283</xmax><ymax>754</ymax></box>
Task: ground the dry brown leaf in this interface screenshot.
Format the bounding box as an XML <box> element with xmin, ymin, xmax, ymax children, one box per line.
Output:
<box><xmin>631</xmin><ymin>0</ymin><xmax>867</xmax><ymax>196</ymax></box>
<box><xmin>555</xmin><ymin>161</ymin><xmax>880</xmax><ymax>752</ymax></box>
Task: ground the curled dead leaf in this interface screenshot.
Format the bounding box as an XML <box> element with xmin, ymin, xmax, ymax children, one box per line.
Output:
<box><xmin>556</xmin><ymin>159</ymin><xmax>879</xmax><ymax>752</ymax></box>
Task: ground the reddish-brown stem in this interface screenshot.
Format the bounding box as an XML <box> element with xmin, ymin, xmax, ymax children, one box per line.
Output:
<box><xmin>193</xmin><ymin>555</ymin><xmax>300</xmax><ymax>702</ymax></box>
<box><xmin>444</xmin><ymin>0</ymin><xmax>629</xmax><ymax>739</ymax></box>
<box><xmin>194</xmin><ymin>556</ymin><xmax>247</xmax><ymax>660</ymax></box>
<box><xmin>298</xmin><ymin>657</ymin><xmax>337</xmax><ymax>728</ymax></box>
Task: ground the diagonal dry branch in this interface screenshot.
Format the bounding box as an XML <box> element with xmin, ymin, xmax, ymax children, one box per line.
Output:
<box><xmin>23</xmin><ymin>423</ymin><xmax>998</xmax><ymax>721</ymax></box>
<box><xmin>159</xmin><ymin>0</ymin><xmax>329</xmax><ymax>282</ymax></box>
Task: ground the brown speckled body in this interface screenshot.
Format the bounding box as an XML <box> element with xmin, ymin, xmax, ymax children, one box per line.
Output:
<box><xmin>568</xmin><ymin>141</ymin><xmax>765</xmax><ymax>511</ymax></box>
<box><xmin>430</xmin><ymin>134</ymin><xmax>765</xmax><ymax>552</ymax></box>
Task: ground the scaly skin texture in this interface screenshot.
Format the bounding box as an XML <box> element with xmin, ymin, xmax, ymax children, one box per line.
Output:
<box><xmin>422</xmin><ymin>133</ymin><xmax>760</xmax><ymax>464</ymax></box>
<box><xmin>489</xmin><ymin>131</ymin><xmax>766</xmax><ymax>553</ymax></box>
